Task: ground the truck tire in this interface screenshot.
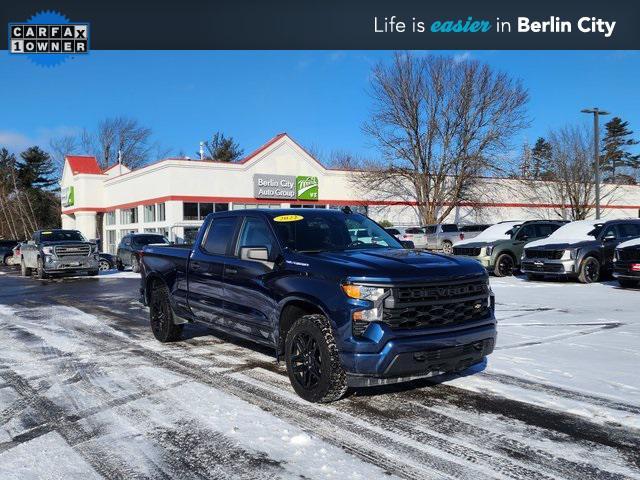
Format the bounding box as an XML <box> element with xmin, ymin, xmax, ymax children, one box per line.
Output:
<box><xmin>578</xmin><ymin>256</ymin><xmax>600</xmax><ymax>284</ymax></box>
<box><xmin>36</xmin><ymin>257</ymin><xmax>48</xmax><ymax>280</ymax></box>
<box><xmin>131</xmin><ymin>255</ymin><xmax>140</xmax><ymax>273</ymax></box>
<box><xmin>285</xmin><ymin>314</ymin><xmax>348</xmax><ymax>403</ymax></box>
<box><xmin>618</xmin><ymin>278</ymin><xmax>639</xmax><ymax>289</ymax></box>
<box><xmin>3</xmin><ymin>254</ymin><xmax>10</xmax><ymax>266</ymax></box>
<box><xmin>441</xmin><ymin>240</ymin><xmax>453</xmax><ymax>254</ymax></box>
<box><xmin>149</xmin><ymin>283</ymin><xmax>183</xmax><ymax>342</ymax></box>
<box><xmin>21</xmin><ymin>259</ymin><xmax>32</xmax><ymax>277</ymax></box>
<box><xmin>493</xmin><ymin>253</ymin><xmax>515</xmax><ymax>277</ymax></box>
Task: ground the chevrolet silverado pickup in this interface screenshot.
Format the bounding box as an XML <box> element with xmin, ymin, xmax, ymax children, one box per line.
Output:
<box><xmin>140</xmin><ymin>209</ymin><xmax>497</xmax><ymax>402</ymax></box>
<box><xmin>21</xmin><ymin>229</ymin><xmax>100</xmax><ymax>279</ymax></box>
<box><xmin>522</xmin><ymin>219</ymin><xmax>640</xmax><ymax>283</ymax></box>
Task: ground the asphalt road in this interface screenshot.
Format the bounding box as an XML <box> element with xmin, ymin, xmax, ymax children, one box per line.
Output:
<box><xmin>0</xmin><ymin>267</ymin><xmax>639</xmax><ymax>479</ymax></box>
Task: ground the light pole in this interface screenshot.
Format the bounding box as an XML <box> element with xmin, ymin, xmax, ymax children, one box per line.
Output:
<box><xmin>581</xmin><ymin>107</ymin><xmax>609</xmax><ymax>219</ymax></box>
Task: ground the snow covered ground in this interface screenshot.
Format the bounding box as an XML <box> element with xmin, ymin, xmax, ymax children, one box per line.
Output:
<box><xmin>451</xmin><ymin>276</ymin><xmax>640</xmax><ymax>429</ymax></box>
<box><xmin>0</xmin><ymin>271</ymin><xmax>638</xmax><ymax>479</ymax></box>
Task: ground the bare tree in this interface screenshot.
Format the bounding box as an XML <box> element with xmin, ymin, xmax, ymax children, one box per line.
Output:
<box><xmin>354</xmin><ymin>53</ymin><xmax>529</xmax><ymax>225</ymax></box>
<box><xmin>516</xmin><ymin>126</ymin><xmax>619</xmax><ymax>220</ymax></box>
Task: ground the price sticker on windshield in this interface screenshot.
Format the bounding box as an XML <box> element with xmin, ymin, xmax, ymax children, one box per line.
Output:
<box><xmin>273</xmin><ymin>215</ymin><xmax>304</xmax><ymax>222</ymax></box>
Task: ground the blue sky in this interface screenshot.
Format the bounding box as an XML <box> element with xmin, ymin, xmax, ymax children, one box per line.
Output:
<box><xmin>1</xmin><ymin>50</ymin><xmax>639</xmax><ymax>163</ymax></box>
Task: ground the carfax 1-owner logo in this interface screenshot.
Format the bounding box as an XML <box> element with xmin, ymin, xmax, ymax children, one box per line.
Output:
<box><xmin>8</xmin><ymin>10</ymin><xmax>89</xmax><ymax>67</ymax></box>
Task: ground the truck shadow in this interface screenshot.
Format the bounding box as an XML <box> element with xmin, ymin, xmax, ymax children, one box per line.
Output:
<box><xmin>348</xmin><ymin>359</ymin><xmax>488</xmax><ymax>398</ymax></box>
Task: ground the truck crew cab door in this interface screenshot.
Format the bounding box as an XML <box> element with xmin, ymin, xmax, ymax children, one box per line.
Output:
<box><xmin>600</xmin><ymin>224</ymin><xmax>619</xmax><ymax>273</ymax></box>
<box><xmin>187</xmin><ymin>216</ymin><xmax>239</xmax><ymax>327</ymax></box>
<box><xmin>222</xmin><ymin>215</ymin><xmax>280</xmax><ymax>344</ymax></box>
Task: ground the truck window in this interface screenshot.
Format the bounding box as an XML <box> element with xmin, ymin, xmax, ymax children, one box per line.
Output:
<box><xmin>202</xmin><ymin>217</ymin><xmax>237</xmax><ymax>255</ymax></box>
<box><xmin>440</xmin><ymin>224</ymin><xmax>459</xmax><ymax>233</ymax></box>
<box><xmin>237</xmin><ymin>217</ymin><xmax>276</xmax><ymax>256</ymax></box>
<box><xmin>618</xmin><ymin>223</ymin><xmax>640</xmax><ymax>238</ymax></box>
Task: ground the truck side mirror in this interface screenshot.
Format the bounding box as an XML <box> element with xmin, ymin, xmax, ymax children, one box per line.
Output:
<box><xmin>240</xmin><ymin>246</ymin><xmax>274</xmax><ymax>268</ymax></box>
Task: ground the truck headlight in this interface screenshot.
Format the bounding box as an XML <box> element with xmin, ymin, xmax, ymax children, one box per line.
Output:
<box><xmin>341</xmin><ymin>284</ymin><xmax>387</xmax><ymax>301</ymax></box>
<box><xmin>485</xmin><ymin>245</ymin><xmax>494</xmax><ymax>256</ymax></box>
<box><xmin>42</xmin><ymin>246</ymin><xmax>54</xmax><ymax>255</ymax></box>
<box><xmin>561</xmin><ymin>248</ymin><xmax>578</xmax><ymax>260</ymax></box>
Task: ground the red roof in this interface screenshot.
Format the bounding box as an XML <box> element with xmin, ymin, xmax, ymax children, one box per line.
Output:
<box><xmin>66</xmin><ymin>155</ymin><xmax>102</xmax><ymax>175</ymax></box>
<box><xmin>238</xmin><ymin>133</ymin><xmax>287</xmax><ymax>164</ymax></box>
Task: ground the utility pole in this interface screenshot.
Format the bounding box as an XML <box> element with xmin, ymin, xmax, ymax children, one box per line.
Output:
<box><xmin>581</xmin><ymin>107</ymin><xmax>610</xmax><ymax>219</ymax></box>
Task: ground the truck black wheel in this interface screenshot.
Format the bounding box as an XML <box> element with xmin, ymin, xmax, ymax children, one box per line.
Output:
<box><xmin>578</xmin><ymin>256</ymin><xmax>600</xmax><ymax>284</ymax></box>
<box><xmin>494</xmin><ymin>253</ymin><xmax>515</xmax><ymax>277</ymax></box>
<box><xmin>131</xmin><ymin>255</ymin><xmax>141</xmax><ymax>273</ymax></box>
<box><xmin>441</xmin><ymin>240</ymin><xmax>453</xmax><ymax>254</ymax></box>
<box><xmin>149</xmin><ymin>283</ymin><xmax>183</xmax><ymax>342</ymax></box>
<box><xmin>36</xmin><ymin>258</ymin><xmax>48</xmax><ymax>280</ymax></box>
<box><xmin>3</xmin><ymin>254</ymin><xmax>10</xmax><ymax>266</ymax></box>
<box><xmin>285</xmin><ymin>314</ymin><xmax>347</xmax><ymax>403</ymax></box>
<box><xmin>20</xmin><ymin>259</ymin><xmax>31</xmax><ymax>277</ymax></box>
<box><xmin>618</xmin><ymin>278</ymin><xmax>639</xmax><ymax>289</ymax></box>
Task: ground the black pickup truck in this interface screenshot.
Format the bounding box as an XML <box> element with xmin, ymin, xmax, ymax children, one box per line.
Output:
<box><xmin>140</xmin><ymin>209</ymin><xmax>497</xmax><ymax>402</ymax></box>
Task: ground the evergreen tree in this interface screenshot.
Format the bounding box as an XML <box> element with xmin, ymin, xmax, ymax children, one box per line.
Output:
<box><xmin>531</xmin><ymin>137</ymin><xmax>552</xmax><ymax>179</ymax></box>
<box><xmin>601</xmin><ymin>117</ymin><xmax>640</xmax><ymax>183</ymax></box>
<box><xmin>200</xmin><ymin>132</ymin><xmax>244</xmax><ymax>162</ymax></box>
<box><xmin>17</xmin><ymin>146</ymin><xmax>57</xmax><ymax>190</ymax></box>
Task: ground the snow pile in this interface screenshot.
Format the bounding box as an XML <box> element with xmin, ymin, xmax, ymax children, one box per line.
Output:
<box><xmin>454</xmin><ymin>221</ymin><xmax>521</xmax><ymax>246</ymax></box>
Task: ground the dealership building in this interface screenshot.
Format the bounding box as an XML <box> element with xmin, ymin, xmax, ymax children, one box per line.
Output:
<box><xmin>60</xmin><ymin>133</ymin><xmax>640</xmax><ymax>254</ymax></box>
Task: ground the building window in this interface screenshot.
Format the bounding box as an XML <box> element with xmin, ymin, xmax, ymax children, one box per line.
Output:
<box><xmin>106</xmin><ymin>230</ymin><xmax>117</xmax><ymax>254</ymax></box>
<box><xmin>144</xmin><ymin>228</ymin><xmax>157</xmax><ymax>233</ymax></box>
<box><xmin>183</xmin><ymin>202</ymin><xmax>199</xmax><ymax>220</ymax></box>
<box><xmin>105</xmin><ymin>211</ymin><xmax>116</xmax><ymax>226</ymax></box>
<box><xmin>157</xmin><ymin>203</ymin><xmax>166</xmax><ymax>221</ymax></box>
<box><xmin>215</xmin><ymin>203</ymin><xmax>229</xmax><ymax>212</ymax></box>
<box><xmin>291</xmin><ymin>204</ymin><xmax>327</xmax><ymax>209</ymax></box>
<box><xmin>120</xmin><ymin>207</ymin><xmax>138</xmax><ymax>224</ymax></box>
<box><xmin>157</xmin><ymin>227</ymin><xmax>169</xmax><ymax>239</ymax></box>
<box><xmin>199</xmin><ymin>203</ymin><xmax>214</xmax><ymax>219</ymax></box>
<box><xmin>233</xmin><ymin>203</ymin><xmax>280</xmax><ymax>210</ymax></box>
<box><xmin>143</xmin><ymin>204</ymin><xmax>156</xmax><ymax>222</ymax></box>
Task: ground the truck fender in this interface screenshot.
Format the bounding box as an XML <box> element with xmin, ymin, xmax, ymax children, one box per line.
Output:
<box><xmin>143</xmin><ymin>273</ymin><xmax>190</xmax><ymax>325</ymax></box>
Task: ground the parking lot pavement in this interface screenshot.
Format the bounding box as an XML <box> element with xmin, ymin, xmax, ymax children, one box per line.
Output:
<box><xmin>0</xmin><ymin>267</ymin><xmax>639</xmax><ymax>479</ymax></box>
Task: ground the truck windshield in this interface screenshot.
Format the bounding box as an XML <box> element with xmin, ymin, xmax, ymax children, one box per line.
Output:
<box><xmin>133</xmin><ymin>235</ymin><xmax>169</xmax><ymax>246</ymax></box>
<box><xmin>270</xmin><ymin>212</ymin><xmax>402</xmax><ymax>252</ymax></box>
<box><xmin>40</xmin><ymin>230</ymin><xmax>86</xmax><ymax>242</ymax></box>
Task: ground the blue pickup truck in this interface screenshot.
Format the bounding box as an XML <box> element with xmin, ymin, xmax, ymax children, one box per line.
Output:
<box><xmin>140</xmin><ymin>208</ymin><xmax>496</xmax><ymax>402</ymax></box>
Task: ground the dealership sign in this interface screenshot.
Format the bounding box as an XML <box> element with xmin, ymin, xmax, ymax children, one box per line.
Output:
<box><xmin>61</xmin><ymin>186</ymin><xmax>74</xmax><ymax>207</ymax></box>
<box><xmin>254</xmin><ymin>174</ymin><xmax>319</xmax><ymax>201</ymax></box>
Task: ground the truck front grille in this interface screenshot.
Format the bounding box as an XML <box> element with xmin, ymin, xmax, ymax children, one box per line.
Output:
<box><xmin>55</xmin><ymin>245</ymin><xmax>91</xmax><ymax>257</ymax></box>
<box><xmin>525</xmin><ymin>249</ymin><xmax>563</xmax><ymax>260</ymax></box>
<box><xmin>452</xmin><ymin>247</ymin><xmax>481</xmax><ymax>257</ymax></box>
<box><xmin>617</xmin><ymin>249</ymin><xmax>640</xmax><ymax>262</ymax></box>
<box><xmin>382</xmin><ymin>278</ymin><xmax>491</xmax><ymax>330</ymax></box>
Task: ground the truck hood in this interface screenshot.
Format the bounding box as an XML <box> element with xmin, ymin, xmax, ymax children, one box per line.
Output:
<box><xmin>525</xmin><ymin>238</ymin><xmax>598</xmax><ymax>249</ymax></box>
<box><xmin>297</xmin><ymin>248</ymin><xmax>487</xmax><ymax>283</ymax></box>
<box><xmin>40</xmin><ymin>240</ymin><xmax>94</xmax><ymax>247</ymax></box>
<box><xmin>453</xmin><ymin>238</ymin><xmax>505</xmax><ymax>248</ymax></box>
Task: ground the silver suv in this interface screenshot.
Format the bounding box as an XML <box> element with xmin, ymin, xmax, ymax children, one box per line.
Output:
<box><xmin>423</xmin><ymin>223</ymin><xmax>491</xmax><ymax>253</ymax></box>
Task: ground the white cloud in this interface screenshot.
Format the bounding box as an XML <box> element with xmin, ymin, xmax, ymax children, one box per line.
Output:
<box><xmin>453</xmin><ymin>51</ymin><xmax>472</xmax><ymax>63</ymax></box>
<box><xmin>0</xmin><ymin>126</ymin><xmax>81</xmax><ymax>154</ymax></box>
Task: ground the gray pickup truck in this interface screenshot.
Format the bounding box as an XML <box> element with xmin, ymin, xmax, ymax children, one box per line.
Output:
<box><xmin>20</xmin><ymin>229</ymin><xmax>100</xmax><ymax>279</ymax></box>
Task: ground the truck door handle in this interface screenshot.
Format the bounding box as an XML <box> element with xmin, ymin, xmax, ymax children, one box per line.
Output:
<box><xmin>225</xmin><ymin>267</ymin><xmax>238</xmax><ymax>275</ymax></box>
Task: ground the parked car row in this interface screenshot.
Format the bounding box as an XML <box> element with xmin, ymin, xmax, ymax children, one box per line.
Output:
<box><xmin>385</xmin><ymin>223</ymin><xmax>491</xmax><ymax>253</ymax></box>
<box><xmin>450</xmin><ymin>218</ymin><xmax>640</xmax><ymax>289</ymax></box>
<box><xmin>3</xmin><ymin>230</ymin><xmax>170</xmax><ymax>279</ymax></box>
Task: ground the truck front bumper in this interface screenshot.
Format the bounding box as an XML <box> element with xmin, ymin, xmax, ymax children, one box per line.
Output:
<box><xmin>342</xmin><ymin>321</ymin><xmax>497</xmax><ymax>387</ymax></box>
<box><xmin>43</xmin><ymin>254</ymin><xmax>100</xmax><ymax>273</ymax></box>
<box><xmin>520</xmin><ymin>259</ymin><xmax>576</xmax><ymax>276</ymax></box>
